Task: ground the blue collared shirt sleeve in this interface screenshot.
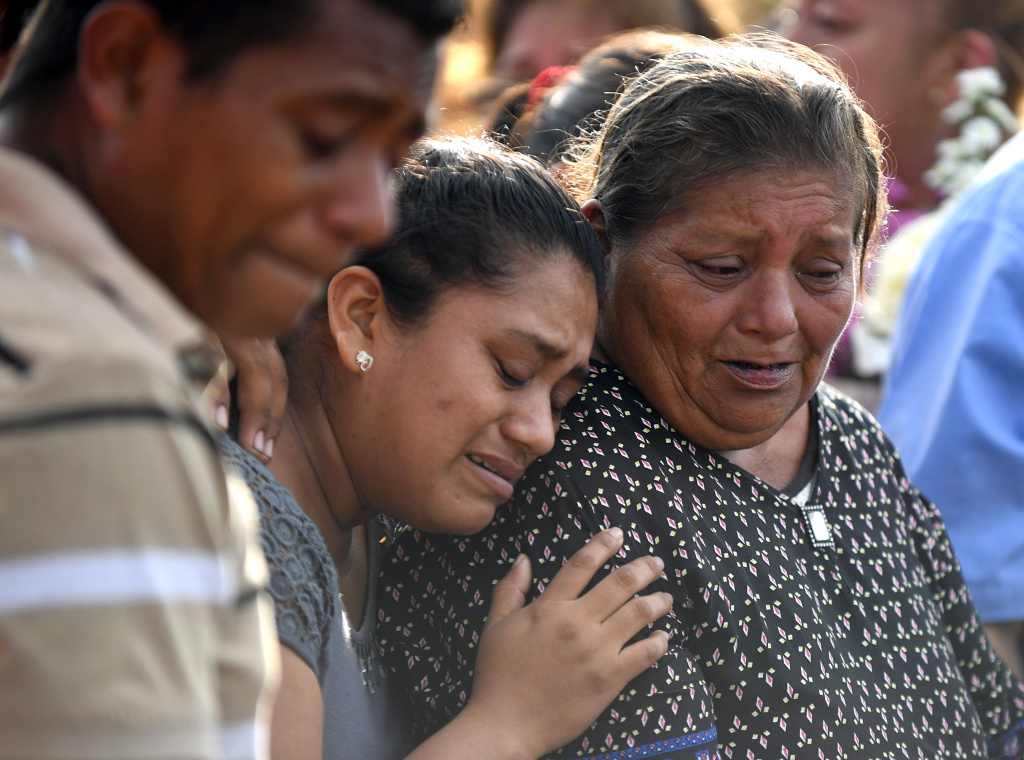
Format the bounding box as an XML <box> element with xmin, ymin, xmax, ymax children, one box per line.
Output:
<box><xmin>879</xmin><ymin>142</ymin><xmax>1024</xmax><ymax>622</ymax></box>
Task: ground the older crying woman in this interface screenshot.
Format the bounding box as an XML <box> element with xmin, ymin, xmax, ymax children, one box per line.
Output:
<box><xmin>379</xmin><ymin>38</ymin><xmax>1024</xmax><ymax>759</ymax></box>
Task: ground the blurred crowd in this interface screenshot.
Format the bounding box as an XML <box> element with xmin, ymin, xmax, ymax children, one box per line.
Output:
<box><xmin>2</xmin><ymin>1</ymin><xmax>1024</xmax><ymax>759</ymax></box>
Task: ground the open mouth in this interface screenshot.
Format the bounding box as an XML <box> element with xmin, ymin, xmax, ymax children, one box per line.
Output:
<box><xmin>466</xmin><ymin>454</ymin><xmax>516</xmax><ymax>501</ymax></box>
<box><xmin>725</xmin><ymin>361</ymin><xmax>792</xmax><ymax>372</ymax></box>
<box><xmin>723</xmin><ymin>360</ymin><xmax>796</xmax><ymax>389</ymax></box>
<box><xmin>467</xmin><ymin>454</ymin><xmax>510</xmax><ymax>481</ymax></box>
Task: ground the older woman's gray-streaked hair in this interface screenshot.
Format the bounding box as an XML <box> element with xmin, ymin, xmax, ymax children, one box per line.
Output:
<box><xmin>565</xmin><ymin>34</ymin><xmax>888</xmax><ymax>282</ymax></box>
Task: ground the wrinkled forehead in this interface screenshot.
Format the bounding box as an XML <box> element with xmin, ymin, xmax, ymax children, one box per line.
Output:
<box><xmin>644</xmin><ymin>156</ymin><xmax>867</xmax><ymax>237</ymax></box>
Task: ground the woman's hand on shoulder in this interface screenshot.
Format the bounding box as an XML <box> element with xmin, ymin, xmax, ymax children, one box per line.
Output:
<box><xmin>408</xmin><ymin>528</ymin><xmax>672</xmax><ymax>760</ymax></box>
<box><xmin>212</xmin><ymin>334</ymin><xmax>288</xmax><ymax>462</ymax></box>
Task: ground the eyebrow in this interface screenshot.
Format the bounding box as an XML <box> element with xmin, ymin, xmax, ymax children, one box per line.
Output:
<box><xmin>315</xmin><ymin>92</ymin><xmax>428</xmax><ymax>136</ymax></box>
<box><xmin>506</xmin><ymin>329</ymin><xmax>591</xmax><ymax>384</ymax></box>
<box><xmin>320</xmin><ymin>91</ymin><xmax>396</xmax><ymax>115</ymax></box>
<box><xmin>808</xmin><ymin>233</ymin><xmax>856</xmax><ymax>251</ymax></box>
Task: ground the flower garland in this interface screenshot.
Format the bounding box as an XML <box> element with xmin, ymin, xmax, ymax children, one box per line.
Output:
<box><xmin>924</xmin><ymin>67</ymin><xmax>1019</xmax><ymax>197</ymax></box>
<box><xmin>849</xmin><ymin>67</ymin><xmax>1019</xmax><ymax>383</ymax></box>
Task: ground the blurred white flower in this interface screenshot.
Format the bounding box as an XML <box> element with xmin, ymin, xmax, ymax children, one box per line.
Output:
<box><xmin>956</xmin><ymin>67</ymin><xmax>1005</xmax><ymax>100</ymax></box>
<box><xmin>942</xmin><ymin>99</ymin><xmax>974</xmax><ymax>124</ymax></box>
<box><xmin>982</xmin><ymin>98</ymin><xmax>1020</xmax><ymax>133</ymax></box>
<box><xmin>934</xmin><ymin>137</ymin><xmax>969</xmax><ymax>161</ymax></box>
<box><xmin>926</xmin><ymin>66</ymin><xmax>1016</xmax><ymax>197</ymax></box>
<box><xmin>960</xmin><ymin>116</ymin><xmax>1003</xmax><ymax>153</ymax></box>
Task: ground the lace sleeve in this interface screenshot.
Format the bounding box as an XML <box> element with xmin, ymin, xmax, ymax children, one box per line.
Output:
<box><xmin>218</xmin><ymin>436</ymin><xmax>338</xmax><ymax>681</ymax></box>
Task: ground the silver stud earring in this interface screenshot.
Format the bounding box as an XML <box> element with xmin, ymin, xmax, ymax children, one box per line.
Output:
<box><xmin>355</xmin><ymin>350</ymin><xmax>374</xmax><ymax>372</ymax></box>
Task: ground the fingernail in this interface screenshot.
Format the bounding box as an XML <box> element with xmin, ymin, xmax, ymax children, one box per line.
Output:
<box><xmin>652</xmin><ymin>556</ymin><xmax>665</xmax><ymax>572</ymax></box>
<box><xmin>513</xmin><ymin>553</ymin><xmax>527</xmax><ymax>568</ymax></box>
<box><xmin>662</xmin><ymin>593</ymin><xmax>674</xmax><ymax>606</ymax></box>
<box><xmin>608</xmin><ymin>527</ymin><xmax>623</xmax><ymax>541</ymax></box>
<box><xmin>214</xmin><ymin>405</ymin><xmax>229</xmax><ymax>430</ymax></box>
<box><xmin>264</xmin><ymin>438</ymin><xmax>275</xmax><ymax>459</ymax></box>
<box><xmin>254</xmin><ymin>430</ymin><xmax>265</xmax><ymax>454</ymax></box>
<box><xmin>654</xmin><ymin>629</ymin><xmax>670</xmax><ymax>641</ymax></box>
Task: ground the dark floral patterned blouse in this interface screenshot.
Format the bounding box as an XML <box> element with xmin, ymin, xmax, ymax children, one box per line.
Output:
<box><xmin>378</xmin><ymin>361</ymin><xmax>1024</xmax><ymax>759</ymax></box>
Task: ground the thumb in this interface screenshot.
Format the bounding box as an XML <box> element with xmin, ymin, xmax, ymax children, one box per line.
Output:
<box><xmin>484</xmin><ymin>554</ymin><xmax>532</xmax><ymax>630</ymax></box>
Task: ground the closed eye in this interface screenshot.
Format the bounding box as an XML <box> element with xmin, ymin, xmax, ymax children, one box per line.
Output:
<box><xmin>498</xmin><ymin>364</ymin><xmax>530</xmax><ymax>389</ymax></box>
<box><xmin>691</xmin><ymin>258</ymin><xmax>745</xmax><ymax>281</ymax></box>
<box><xmin>805</xmin><ymin>269</ymin><xmax>842</xmax><ymax>280</ymax></box>
<box><xmin>699</xmin><ymin>263</ymin><xmax>742</xmax><ymax>276</ymax></box>
<box><xmin>798</xmin><ymin>264</ymin><xmax>846</xmax><ymax>291</ymax></box>
<box><xmin>298</xmin><ymin>128</ymin><xmax>354</xmax><ymax>160</ymax></box>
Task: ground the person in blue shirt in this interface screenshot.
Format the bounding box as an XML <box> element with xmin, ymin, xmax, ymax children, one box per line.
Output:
<box><xmin>879</xmin><ymin>129</ymin><xmax>1024</xmax><ymax>678</ymax></box>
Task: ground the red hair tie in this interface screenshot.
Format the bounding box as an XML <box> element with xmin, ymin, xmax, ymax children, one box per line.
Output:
<box><xmin>527</xmin><ymin>65</ymin><xmax>575</xmax><ymax>106</ymax></box>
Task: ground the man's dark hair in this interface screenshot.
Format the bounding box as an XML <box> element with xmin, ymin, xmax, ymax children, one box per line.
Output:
<box><xmin>0</xmin><ymin>0</ymin><xmax>461</xmax><ymax>107</ymax></box>
<box><xmin>0</xmin><ymin>0</ymin><xmax>39</xmax><ymax>53</ymax></box>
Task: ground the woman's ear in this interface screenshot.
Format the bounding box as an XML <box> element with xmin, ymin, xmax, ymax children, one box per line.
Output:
<box><xmin>927</xmin><ymin>29</ymin><xmax>998</xmax><ymax>108</ymax></box>
<box><xmin>581</xmin><ymin>199</ymin><xmax>612</xmax><ymax>258</ymax></box>
<box><xmin>326</xmin><ymin>266</ymin><xmax>387</xmax><ymax>375</ymax></box>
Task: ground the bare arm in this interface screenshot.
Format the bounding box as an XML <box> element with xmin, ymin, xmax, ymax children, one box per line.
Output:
<box><xmin>268</xmin><ymin>647</ymin><xmax>324</xmax><ymax>760</ymax></box>
<box><xmin>405</xmin><ymin>528</ymin><xmax>673</xmax><ymax>760</ymax></box>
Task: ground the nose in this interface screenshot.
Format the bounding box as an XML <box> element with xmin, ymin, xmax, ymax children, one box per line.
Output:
<box><xmin>319</xmin><ymin>151</ymin><xmax>394</xmax><ymax>252</ymax></box>
<box><xmin>500</xmin><ymin>391</ymin><xmax>558</xmax><ymax>459</ymax></box>
<box><xmin>737</xmin><ymin>270</ymin><xmax>799</xmax><ymax>342</ymax></box>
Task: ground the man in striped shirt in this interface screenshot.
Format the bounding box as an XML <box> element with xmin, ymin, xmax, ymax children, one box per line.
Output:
<box><xmin>0</xmin><ymin>0</ymin><xmax>456</xmax><ymax>757</ymax></box>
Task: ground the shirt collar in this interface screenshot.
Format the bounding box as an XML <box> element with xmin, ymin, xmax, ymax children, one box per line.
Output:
<box><xmin>0</xmin><ymin>145</ymin><xmax>209</xmax><ymax>355</ymax></box>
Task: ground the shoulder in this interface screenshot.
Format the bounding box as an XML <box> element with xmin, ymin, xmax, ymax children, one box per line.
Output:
<box><xmin>817</xmin><ymin>384</ymin><xmax>896</xmax><ymax>452</ymax></box>
<box><xmin>0</xmin><ymin>336</ymin><xmax>236</xmax><ymax>568</ymax></box>
<box><xmin>219</xmin><ymin>436</ymin><xmax>338</xmax><ymax>677</ymax></box>
<box><xmin>0</xmin><ymin>231</ymin><xmax>179</xmax><ymax>384</ymax></box>
<box><xmin>0</xmin><ymin>228</ymin><xmax>209</xmax><ymax>476</ymax></box>
<box><xmin>543</xmin><ymin>361</ymin><xmax>664</xmax><ymax>462</ymax></box>
<box><xmin>817</xmin><ymin>383</ymin><xmax>882</xmax><ymax>432</ymax></box>
<box><xmin>815</xmin><ymin>383</ymin><xmax>915</xmax><ymax>497</ymax></box>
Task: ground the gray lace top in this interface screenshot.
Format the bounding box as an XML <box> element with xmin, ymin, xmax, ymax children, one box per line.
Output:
<box><xmin>218</xmin><ymin>436</ymin><xmax>414</xmax><ymax>760</ymax></box>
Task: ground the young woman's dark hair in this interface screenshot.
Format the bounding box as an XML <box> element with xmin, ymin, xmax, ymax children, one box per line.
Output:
<box><xmin>0</xmin><ymin>0</ymin><xmax>461</xmax><ymax>107</ymax></box>
<box><xmin>280</xmin><ymin>135</ymin><xmax>604</xmax><ymax>404</ymax></box>
<box><xmin>356</xmin><ymin>136</ymin><xmax>604</xmax><ymax>327</ymax></box>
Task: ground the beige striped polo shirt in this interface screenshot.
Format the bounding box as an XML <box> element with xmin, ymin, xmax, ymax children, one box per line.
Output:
<box><xmin>0</xmin><ymin>148</ymin><xmax>279</xmax><ymax>759</ymax></box>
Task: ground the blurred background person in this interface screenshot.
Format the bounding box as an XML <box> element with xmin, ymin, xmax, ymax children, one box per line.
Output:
<box><xmin>782</xmin><ymin>0</ymin><xmax>1023</xmax><ymax>219</ymax></box>
<box><xmin>879</xmin><ymin>127</ymin><xmax>1024</xmax><ymax>680</ymax></box>
<box><xmin>502</xmin><ymin>28</ymin><xmax>698</xmax><ymax>162</ymax></box>
<box><xmin>436</xmin><ymin>0</ymin><xmax>736</xmax><ymax>132</ymax></box>
<box><xmin>488</xmin><ymin>0</ymin><xmax>721</xmax><ymax>84</ymax></box>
